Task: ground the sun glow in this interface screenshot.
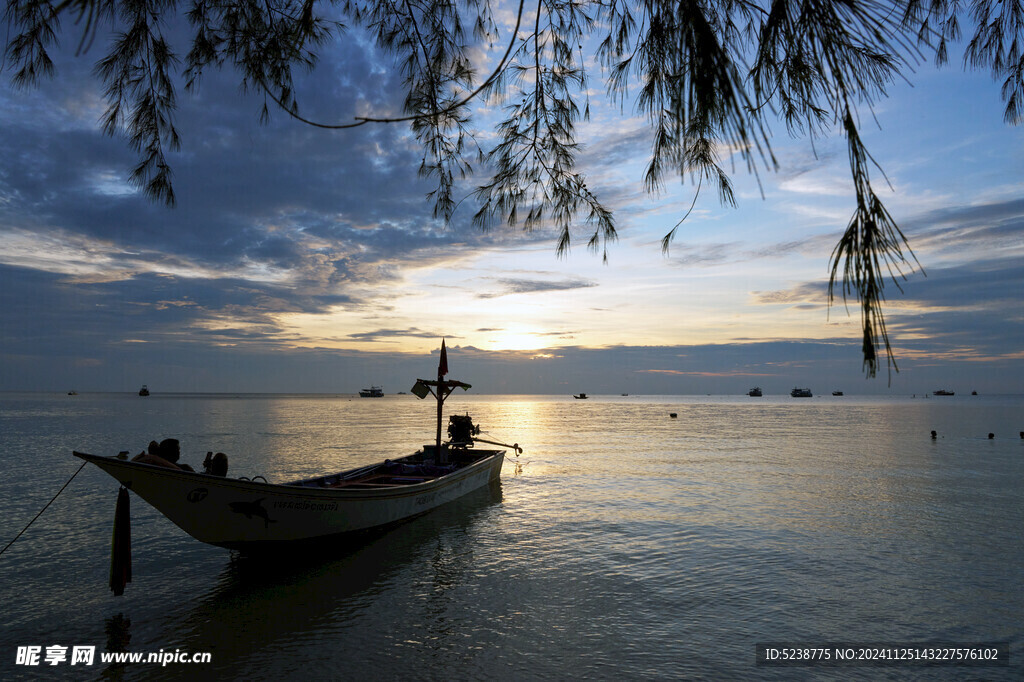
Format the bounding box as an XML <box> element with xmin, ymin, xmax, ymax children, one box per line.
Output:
<box><xmin>478</xmin><ymin>327</ymin><xmax>552</xmax><ymax>351</ymax></box>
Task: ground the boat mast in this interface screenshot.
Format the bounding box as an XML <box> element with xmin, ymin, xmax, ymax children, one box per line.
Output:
<box><xmin>412</xmin><ymin>339</ymin><xmax>471</xmax><ymax>464</ymax></box>
<box><xmin>435</xmin><ymin>342</ymin><xmax>445</xmax><ymax>460</ymax></box>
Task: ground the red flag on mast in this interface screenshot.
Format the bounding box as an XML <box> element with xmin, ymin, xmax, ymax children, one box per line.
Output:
<box><xmin>439</xmin><ymin>339</ymin><xmax>449</xmax><ymax>377</ymax></box>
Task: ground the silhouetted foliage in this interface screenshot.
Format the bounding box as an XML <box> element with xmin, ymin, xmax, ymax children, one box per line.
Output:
<box><xmin>4</xmin><ymin>0</ymin><xmax>1022</xmax><ymax>377</ymax></box>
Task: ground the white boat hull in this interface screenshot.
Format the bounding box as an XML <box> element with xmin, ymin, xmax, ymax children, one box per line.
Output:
<box><xmin>74</xmin><ymin>450</ymin><xmax>504</xmax><ymax>550</ymax></box>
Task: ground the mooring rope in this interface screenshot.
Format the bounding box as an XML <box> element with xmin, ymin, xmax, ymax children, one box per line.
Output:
<box><xmin>0</xmin><ymin>460</ymin><xmax>89</xmax><ymax>557</ymax></box>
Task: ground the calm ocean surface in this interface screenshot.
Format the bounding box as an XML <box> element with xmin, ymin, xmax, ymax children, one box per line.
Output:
<box><xmin>0</xmin><ymin>391</ymin><xmax>1021</xmax><ymax>680</ymax></box>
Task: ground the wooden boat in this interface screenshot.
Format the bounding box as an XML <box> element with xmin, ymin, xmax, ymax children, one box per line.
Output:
<box><xmin>748</xmin><ymin>387</ymin><xmax>762</xmax><ymax>397</ymax></box>
<box><xmin>74</xmin><ymin>445</ymin><xmax>506</xmax><ymax>550</ymax></box>
<box><xmin>574</xmin><ymin>393</ymin><xmax>588</xmax><ymax>399</ymax></box>
<box><xmin>790</xmin><ymin>387</ymin><xmax>812</xmax><ymax>398</ymax></box>
<box><xmin>76</xmin><ymin>342</ymin><xmax>519</xmax><ymax>551</ymax></box>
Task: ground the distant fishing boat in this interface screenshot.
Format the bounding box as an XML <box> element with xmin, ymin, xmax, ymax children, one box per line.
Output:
<box><xmin>138</xmin><ymin>385</ymin><xmax>150</xmax><ymax>396</ymax></box>
<box><xmin>574</xmin><ymin>393</ymin><xmax>588</xmax><ymax>399</ymax></box>
<box><xmin>791</xmin><ymin>387</ymin><xmax>812</xmax><ymax>398</ymax></box>
<box><xmin>67</xmin><ymin>390</ymin><xmax>78</xmax><ymax>396</ymax></box>
<box><xmin>75</xmin><ymin>341</ymin><xmax>520</xmax><ymax>554</ymax></box>
<box><xmin>832</xmin><ymin>391</ymin><xmax>844</xmax><ymax>396</ymax></box>
<box><xmin>933</xmin><ymin>389</ymin><xmax>955</xmax><ymax>396</ymax></box>
<box><xmin>748</xmin><ymin>387</ymin><xmax>762</xmax><ymax>397</ymax></box>
<box><xmin>359</xmin><ymin>386</ymin><xmax>384</xmax><ymax>398</ymax></box>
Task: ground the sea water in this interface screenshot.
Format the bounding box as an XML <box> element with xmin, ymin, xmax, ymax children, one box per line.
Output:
<box><xmin>0</xmin><ymin>392</ymin><xmax>1021</xmax><ymax>680</ymax></box>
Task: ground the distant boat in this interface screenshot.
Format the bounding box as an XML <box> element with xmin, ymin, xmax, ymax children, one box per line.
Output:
<box><xmin>67</xmin><ymin>390</ymin><xmax>78</xmax><ymax>396</ymax></box>
<box><xmin>621</xmin><ymin>393</ymin><xmax>629</xmax><ymax>396</ymax></box>
<box><xmin>971</xmin><ymin>391</ymin><xmax>978</xmax><ymax>396</ymax></box>
<box><xmin>933</xmin><ymin>389</ymin><xmax>954</xmax><ymax>396</ymax></box>
<box><xmin>138</xmin><ymin>385</ymin><xmax>150</xmax><ymax>396</ymax></box>
<box><xmin>748</xmin><ymin>387</ymin><xmax>762</xmax><ymax>397</ymax></box>
<box><xmin>791</xmin><ymin>387</ymin><xmax>812</xmax><ymax>398</ymax></box>
<box><xmin>359</xmin><ymin>386</ymin><xmax>384</xmax><ymax>398</ymax></box>
<box><xmin>832</xmin><ymin>391</ymin><xmax>844</xmax><ymax>396</ymax></box>
<box><xmin>574</xmin><ymin>393</ymin><xmax>588</xmax><ymax>399</ymax></box>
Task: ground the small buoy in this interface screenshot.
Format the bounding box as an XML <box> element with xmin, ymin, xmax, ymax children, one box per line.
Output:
<box><xmin>930</xmin><ymin>430</ymin><xmax>937</xmax><ymax>439</ymax></box>
<box><xmin>988</xmin><ymin>433</ymin><xmax>995</xmax><ymax>439</ymax></box>
<box><xmin>669</xmin><ymin>413</ymin><xmax>677</xmax><ymax>418</ymax></box>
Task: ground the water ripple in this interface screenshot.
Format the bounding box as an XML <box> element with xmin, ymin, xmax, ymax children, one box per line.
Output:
<box><xmin>1</xmin><ymin>393</ymin><xmax>1021</xmax><ymax>679</ymax></box>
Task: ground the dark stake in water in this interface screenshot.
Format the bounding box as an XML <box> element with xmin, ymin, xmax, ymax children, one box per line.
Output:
<box><xmin>1</xmin><ymin>392</ymin><xmax>1021</xmax><ymax>679</ymax></box>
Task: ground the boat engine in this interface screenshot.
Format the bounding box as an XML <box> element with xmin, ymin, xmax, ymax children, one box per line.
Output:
<box><xmin>447</xmin><ymin>414</ymin><xmax>480</xmax><ymax>445</ymax></box>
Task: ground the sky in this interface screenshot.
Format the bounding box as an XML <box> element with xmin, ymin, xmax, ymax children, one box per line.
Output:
<box><xmin>1</xmin><ymin>9</ymin><xmax>1022</xmax><ymax>395</ymax></box>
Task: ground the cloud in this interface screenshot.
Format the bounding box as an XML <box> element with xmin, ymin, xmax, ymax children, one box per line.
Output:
<box><xmin>637</xmin><ymin>369</ymin><xmax>777</xmax><ymax>377</ymax></box>
<box><xmin>2</xmin><ymin>24</ymin><xmax>1022</xmax><ymax>394</ymax></box>
<box><xmin>664</xmin><ymin>241</ymin><xmax>743</xmax><ymax>266</ymax></box>
<box><xmin>750</xmin><ymin>282</ymin><xmax>829</xmax><ymax>306</ymax></box>
<box><xmin>778</xmin><ymin>171</ymin><xmax>850</xmax><ymax>197</ymax></box>
<box><xmin>475</xmin><ymin>277</ymin><xmax>597</xmax><ymax>298</ymax></box>
<box><xmin>346</xmin><ymin>328</ymin><xmax>451</xmax><ymax>342</ymax></box>
<box><xmin>664</xmin><ymin>233</ymin><xmax>836</xmax><ymax>269</ymax></box>
<box><xmin>903</xmin><ymin>198</ymin><xmax>1024</xmax><ymax>260</ymax></box>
